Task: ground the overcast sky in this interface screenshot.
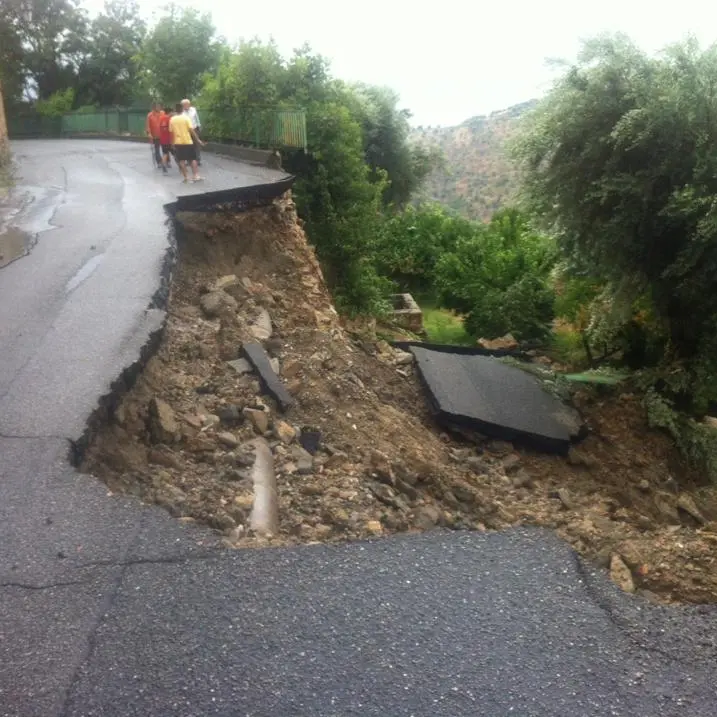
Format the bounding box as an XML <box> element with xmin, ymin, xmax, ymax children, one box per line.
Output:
<box><xmin>85</xmin><ymin>0</ymin><xmax>717</xmax><ymax>126</ymax></box>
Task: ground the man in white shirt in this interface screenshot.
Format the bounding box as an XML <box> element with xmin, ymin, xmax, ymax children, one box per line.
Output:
<box><xmin>181</xmin><ymin>98</ymin><xmax>202</xmax><ymax>166</ymax></box>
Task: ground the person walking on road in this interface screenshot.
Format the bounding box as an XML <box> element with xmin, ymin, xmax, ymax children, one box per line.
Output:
<box><xmin>145</xmin><ymin>103</ymin><xmax>164</xmax><ymax>168</ymax></box>
<box><xmin>170</xmin><ymin>102</ymin><xmax>204</xmax><ymax>183</ymax></box>
<box><xmin>181</xmin><ymin>98</ymin><xmax>202</xmax><ymax>166</ymax></box>
<box><xmin>158</xmin><ymin>107</ymin><xmax>174</xmax><ymax>174</ymax></box>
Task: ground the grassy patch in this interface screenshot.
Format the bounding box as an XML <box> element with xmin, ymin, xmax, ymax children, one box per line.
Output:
<box><xmin>419</xmin><ymin>297</ymin><xmax>473</xmax><ymax>346</ymax></box>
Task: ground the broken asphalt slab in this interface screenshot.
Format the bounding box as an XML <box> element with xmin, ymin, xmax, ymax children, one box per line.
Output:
<box><xmin>3</xmin><ymin>140</ymin><xmax>717</xmax><ymax>716</ymax></box>
<box><xmin>409</xmin><ymin>345</ymin><xmax>584</xmax><ymax>453</ymax></box>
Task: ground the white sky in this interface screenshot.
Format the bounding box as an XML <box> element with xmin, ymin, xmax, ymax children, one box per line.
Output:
<box><xmin>84</xmin><ymin>0</ymin><xmax>717</xmax><ymax>126</ymax></box>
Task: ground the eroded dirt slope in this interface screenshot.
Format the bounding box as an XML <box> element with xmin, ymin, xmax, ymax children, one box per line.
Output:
<box><xmin>82</xmin><ymin>194</ymin><xmax>717</xmax><ymax>604</ymax></box>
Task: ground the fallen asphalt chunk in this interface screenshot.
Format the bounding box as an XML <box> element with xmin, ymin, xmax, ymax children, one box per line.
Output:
<box><xmin>242</xmin><ymin>342</ymin><xmax>294</xmax><ymax>412</ymax></box>
<box><xmin>409</xmin><ymin>345</ymin><xmax>584</xmax><ymax>454</ymax></box>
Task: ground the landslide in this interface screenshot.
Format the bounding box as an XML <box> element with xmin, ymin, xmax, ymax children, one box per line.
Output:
<box><xmin>81</xmin><ymin>192</ymin><xmax>717</xmax><ymax>605</ymax></box>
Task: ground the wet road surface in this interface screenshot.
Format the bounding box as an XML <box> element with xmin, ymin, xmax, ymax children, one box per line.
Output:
<box><xmin>1</xmin><ymin>140</ymin><xmax>717</xmax><ymax>717</ymax></box>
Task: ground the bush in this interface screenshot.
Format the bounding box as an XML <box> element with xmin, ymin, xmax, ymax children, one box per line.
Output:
<box><xmin>434</xmin><ymin>208</ymin><xmax>555</xmax><ymax>340</ymax></box>
<box><xmin>375</xmin><ymin>203</ymin><xmax>478</xmax><ymax>294</ymax></box>
<box><xmin>36</xmin><ymin>88</ymin><xmax>75</xmax><ymax>116</ymax></box>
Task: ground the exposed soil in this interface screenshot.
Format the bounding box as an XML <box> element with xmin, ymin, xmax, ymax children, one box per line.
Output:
<box><xmin>82</xmin><ymin>193</ymin><xmax>717</xmax><ymax>605</ymax></box>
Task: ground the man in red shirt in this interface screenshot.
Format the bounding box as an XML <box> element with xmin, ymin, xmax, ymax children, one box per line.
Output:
<box><xmin>145</xmin><ymin>103</ymin><xmax>163</xmax><ymax>169</ymax></box>
<box><xmin>158</xmin><ymin>107</ymin><xmax>174</xmax><ymax>174</ymax></box>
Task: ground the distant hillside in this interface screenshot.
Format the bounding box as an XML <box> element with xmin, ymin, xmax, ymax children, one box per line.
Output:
<box><xmin>412</xmin><ymin>99</ymin><xmax>537</xmax><ymax>221</ymax></box>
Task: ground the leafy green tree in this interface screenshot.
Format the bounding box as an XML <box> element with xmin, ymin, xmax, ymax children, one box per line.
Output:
<box><xmin>514</xmin><ymin>34</ymin><xmax>717</xmax><ymax>376</ymax></box>
<box><xmin>435</xmin><ymin>209</ymin><xmax>555</xmax><ymax>340</ymax></box>
<box><xmin>142</xmin><ymin>5</ymin><xmax>219</xmax><ymax>102</ymax></box>
<box><xmin>0</xmin><ymin>0</ymin><xmax>88</xmax><ymax>101</ymax></box>
<box><xmin>75</xmin><ymin>0</ymin><xmax>146</xmax><ymax>107</ymax></box>
<box><xmin>347</xmin><ymin>84</ymin><xmax>440</xmax><ymax>208</ymax></box>
<box><xmin>375</xmin><ymin>203</ymin><xmax>478</xmax><ymax>293</ymax></box>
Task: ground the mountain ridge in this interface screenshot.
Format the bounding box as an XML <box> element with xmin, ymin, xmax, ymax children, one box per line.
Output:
<box><xmin>412</xmin><ymin>99</ymin><xmax>538</xmax><ymax>221</ymax></box>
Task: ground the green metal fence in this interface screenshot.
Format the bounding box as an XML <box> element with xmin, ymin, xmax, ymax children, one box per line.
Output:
<box><xmin>8</xmin><ymin>107</ymin><xmax>307</xmax><ymax>150</ymax></box>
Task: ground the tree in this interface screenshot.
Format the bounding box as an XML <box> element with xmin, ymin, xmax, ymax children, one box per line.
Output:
<box><xmin>435</xmin><ymin>209</ymin><xmax>555</xmax><ymax>340</ymax></box>
<box><xmin>142</xmin><ymin>5</ymin><xmax>219</xmax><ymax>102</ymax></box>
<box><xmin>375</xmin><ymin>203</ymin><xmax>478</xmax><ymax>294</ymax></box>
<box><xmin>348</xmin><ymin>84</ymin><xmax>440</xmax><ymax>208</ymax></box>
<box><xmin>75</xmin><ymin>0</ymin><xmax>146</xmax><ymax>107</ymax></box>
<box><xmin>0</xmin><ymin>0</ymin><xmax>88</xmax><ymax>101</ymax></box>
<box><xmin>515</xmin><ymin>34</ymin><xmax>717</xmax><ymax>380</ymax></box>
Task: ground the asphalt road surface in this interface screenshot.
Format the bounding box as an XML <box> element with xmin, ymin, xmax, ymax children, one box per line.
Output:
<box><xmin>2</xmin><ymin>140</ymin><xmax>717</xmax><ymax>717</ymax></box>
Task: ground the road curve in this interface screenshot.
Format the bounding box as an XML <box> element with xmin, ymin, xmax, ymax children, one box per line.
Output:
<box><xmin>1</xmin><ymin>140</ymin><xmax>717</xmax><ymax>717</ymax></box>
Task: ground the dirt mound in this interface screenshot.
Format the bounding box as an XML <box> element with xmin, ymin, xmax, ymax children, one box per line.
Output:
<box><xmin>81</xmin><ymin>193</ymin><xmax>717</xmax><ymax>604</ymax></box>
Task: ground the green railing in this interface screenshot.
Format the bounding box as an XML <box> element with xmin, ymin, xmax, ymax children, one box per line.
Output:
<box><xmin>8</xmin><ymin>107</ymin><xmax>307</xmax><ymax>150</ymax></box>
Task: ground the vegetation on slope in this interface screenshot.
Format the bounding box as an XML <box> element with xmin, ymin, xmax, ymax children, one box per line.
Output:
<box><xmin>411</xmin><ymin>100</ymin><xmax>536</xmax><ymax>221</ymax></box>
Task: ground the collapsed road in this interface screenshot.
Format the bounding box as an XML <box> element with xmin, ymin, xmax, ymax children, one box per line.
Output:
<box><xmin>1</xmin><ymin>139</ymin><xmax>717</xmax><ymax>717</ymax></box>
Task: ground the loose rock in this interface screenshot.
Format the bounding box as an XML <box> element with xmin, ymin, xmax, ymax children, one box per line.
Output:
<box><xmin>200</xmin><ymin>290</ymin><xmax>237</xmax><ymax>318</ymax></box>
<box><xmin>677</xmin><ymin>494</ymin><xmax>706</xmax><ymax>524</ymax></box>
<box><xmin>217</xmin><ymin>405</ymin><xmax>243</xmax><ymax>426</ymax></box>
<box><xmin>291</xmin><ymin>445</ymin><xmax>314</xmax><ymax>474</ymax></box>
<box><xmin>217</xmin><ymin>431</ymin><xmax>239</xmax><ymax>449</ymax></box>
<box><xmin>148</xmin><ymin>397</ymin><xmax>179</xmax><ymax>444</ymax></box>
<box><xmin>274</xmin><ymin>420</ymin><xmax>297</xmax><ymax>444</ymax></box>
<box><xmin>610</xmin><ymin>554</ymin><xmax>636</xmax><ymax>593</ymax></box>
<box><xmin>227</xmin><ymin>358</ymin><xmax>253</xmax><ymax>375</ymax></box>
<box><xmin>249</xmin><ymin>308</ymin><xmax>273</xmax><ymax>341</ymax></box>
<box><xmin>413</xmin><ymin>505</ymin><xmax>442</xmax><ymax>530</ymax></box>
<box><xmin>243</xmin><ymin>407</ymin><xmax>270</xmax><ymax>434</ymax></box>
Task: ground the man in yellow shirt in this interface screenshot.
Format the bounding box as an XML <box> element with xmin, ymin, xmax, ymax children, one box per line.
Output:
<box><xmin>169</xmin><ymin>103</ymin><xmax>205</xmax><ymax>183</ymax></box>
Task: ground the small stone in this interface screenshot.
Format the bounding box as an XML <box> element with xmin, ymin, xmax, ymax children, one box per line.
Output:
<box><xmin>511</xmin><ymin>469</ymin><xmax>533</xmax><ymax>489</ymax></box>
<box><xmin>324</xmin><ymin>451</ymin><xmax>348</xmax><ymax>469</ymax></box>
<box><xmin>217</xmin><ymin>431</ymin><xmax>239</xmax><ymax>449</ymax></box>
<box><xmin>366</xmin><ymin>520</ymin><xmax>383</xmax><ymax>535</ymax></box>
<box><xmin>234</xmin><ymin>493</ymin><xmax>254</xmax><ymax>508</ymax></box>
<box><xmin>264</xmin><ymin>337</ymin><xmax>283</xmax><ymax>355</ymax></box>
<box><xmin>269</xmin><ymin>357</ymin><xmax>280</xmax><ymax>374</ymax></box>
<box><xmin>395</xmin><ymin>479</ymin><xmax>419</xmax><ymax>501</ymax></box>
<box><xmin>369</xmin><ymin>449</ymin><xmax>394</xmax><ymax>484</ymax></box>
<box><xmin>212</xmin><ymin>274</ymin><xmax>240</xmax><ymax>291</ymax></box>
<box><xmin>291</xmin><ymin>445</ymin><xmax>314</xmax><ymax>474</ymax></box>
<box><xmin>227</xmin><ymin>358</ymin><xmax>253</xmax><ymax>375</ymax></box>
<box><xmin>314</xmin><ymin>523</ymin><xmax>333</xmax><ymax>539</ymax></box>
<box><xmin>566</xmin><ymin>447</ymin><xmax>596</xmax><ymax>468</ymax></box>
<box><xmin>556</xmin><ymin>487</ymin><xmax>576</xmax><ymax>510</ymax></box>
<box><xmin>465</xmin><ymin>455</ymin><xmax>491</xmax><ymax>473</ymax></box>
<box><xmin>393</xmin><ymin>350</ymin><xmax>414</xmax><ymax>366</ymax></box>
<box><xmin>413</xmin><ymin>505</ymin><xmax>442</xmax><ymax>530</ymax></box>
<box><xmin>243</xmin><ymin>407</ymin><xmax>270</xmax><ymax>434</ymax></box>
<box><xmin>249</xmin><ymin>308</ymin><xmax>273</xmax><ymax>341</ymax></box>
<box><xmin>217</xmin><ymin>405</ymin><xmax>243</xmax><ymax>426</ymax></box>
<box><xmin>148</xmin><ymin>447</ymin><xmax>182</xmax><ymax>469</ymax></box>
<box><xmin>637</xmin><ymin>479</ymin><xmax>651</xmax><ymax>493</ymax></box>
<box><xmin>451</xmin><ymin>479</ymin><xmax>479</xmax><ymax>505</ymax></box>
<box><xmin>676</xmin><ymin>494</ymin><xmax>706</xmax><ymax>524</ymax></box>
<box><xmin>501</xmin><ymin>453</ymin><xmax>522</xmax><ymax>473</ymax></box>
<box><xmin>184</xmin><ymin>414</ymin><xmax>203</xmax><ymax>429</ymax></box>
<box><xmin>202</xmin><ymin>414</ymin><xmax>220</xmax><ymax>429</ymax></box>
<box><xmin>200</xmin><ymin>290</ymin><xmax>237</xmax><ymax>318</ymax></box>
<box><xmin>148</xmin><ymin>397</ymin><xmax>179</xmax><ymax>444</ymax></box>
<box><xmin>274</xmin><ymin>420</ymin><xmax>297</xmax><ymax>444</ymax></box>
<box><xmin>609</xmin><ymin>554</ymin><xmax>635</xmax><ymax>593</ymax></box>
